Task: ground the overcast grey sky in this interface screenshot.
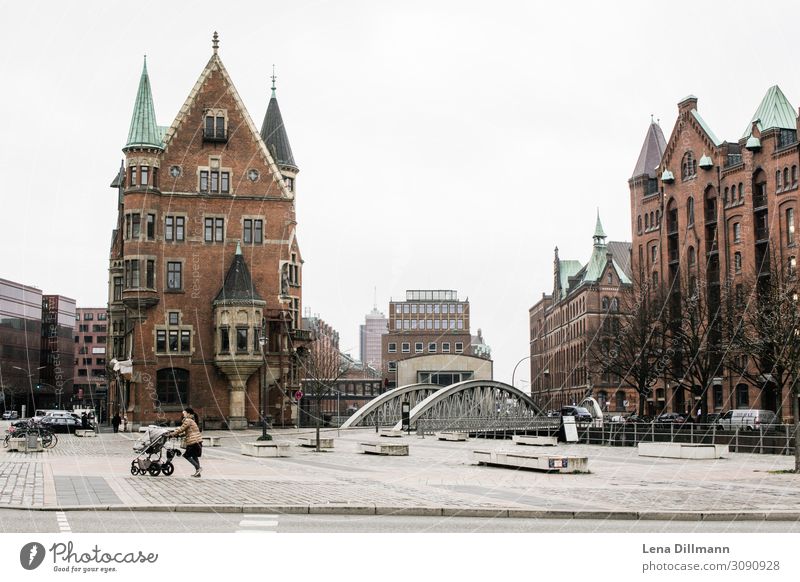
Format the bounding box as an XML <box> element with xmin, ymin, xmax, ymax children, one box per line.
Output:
<box><xmin>2</xmin><ymin>0</ymin><xmax>799</xmax><ymax>386</ymax></box>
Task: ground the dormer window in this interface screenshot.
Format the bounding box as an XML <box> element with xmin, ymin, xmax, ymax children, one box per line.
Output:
<box><xmin>203</xmin><ymin>109</ymin><xmax>227</xmax><ymax>142</ymax></box>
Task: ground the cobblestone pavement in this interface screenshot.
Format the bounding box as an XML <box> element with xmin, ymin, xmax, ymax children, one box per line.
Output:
<box><xmin>1</xmin><ymin>427</ymin><xmax>800</xmax><ymax>513</ymax></box>
<box><xmin>0</xmin><ymin>462</ymin><xmax>44</xmax><ymax>506</ymax></box>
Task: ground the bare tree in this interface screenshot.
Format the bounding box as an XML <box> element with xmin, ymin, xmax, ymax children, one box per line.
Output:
<box><xmin>297</xmin><ymin>325</ymin><xmax>352</xmax><ymax>452</ymax></box>
<box><xmin>590</xmin><ymin>275</ymin><xmax>670</xmax><ymax>416</ymax></box>
<box><xmin>664</xmin><ymin>272</ymin><xmax>726</xmax><ymax>420</ymax></box>
<box><xmin>726</xmin><ymin>259</ymin><xmax>800</xmax><ymax>470</ymax></box>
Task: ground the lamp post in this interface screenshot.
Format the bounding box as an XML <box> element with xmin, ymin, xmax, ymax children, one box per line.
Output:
<box><xmin>511</xmin><ymin>355</ymin><xmax>532</xmax><ymax>390</ymax></box>
<box><xmin>257</xmin><ymin>319</ymin><xmax>272</xmax><ymax>441</ymax></box>
<box><xmin>13</xmin><ymin>365</ymin><xmax>46</xmax><ymax>414</ymax></box>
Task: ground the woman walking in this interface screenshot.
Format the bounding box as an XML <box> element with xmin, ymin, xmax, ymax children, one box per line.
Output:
<box><xmin>169</xmin><ymin>407</ymin><xmax>203</xmax><ymax>477</ymax></box>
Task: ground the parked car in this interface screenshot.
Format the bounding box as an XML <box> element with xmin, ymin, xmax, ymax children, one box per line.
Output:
<box><xmin>716</xmin><ymin>409</ymin><xmax>779</xmax><ymax>431</ymax></box>
<box><xmin>704</xmin><ymin>413</ymin><xmax>722</xmax><ymax>424</ymax></box>
<box><xmin>560</xmin><ymin>406</ymin><xmax>593</xmax><ymax>423</ymax></box>
<box><xmin>2</xmin><ymin>411</ymin><xmax>19</xmax><ymax>420</ymax></box>
<box><xmin>40</xmin><ymin>416</ymin><xmax>90</xmax><ymax>433</ymax></box>
<box><xmin>655</xmin><ymin>412</ymin><xmax>688</xmax><ymax>426</ymax></box>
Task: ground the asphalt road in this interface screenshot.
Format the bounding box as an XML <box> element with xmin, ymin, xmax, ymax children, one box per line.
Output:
<box><xmin>2</xmin><ymin>509</ymin><xmax>800</xmax><ymax>533</ymax></box>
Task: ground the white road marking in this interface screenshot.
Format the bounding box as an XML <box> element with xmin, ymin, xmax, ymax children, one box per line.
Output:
<box><xmin>235</xmin><ymin>514</ymin><xmax>279</xmax><ymax>533</ymax></box>
<box><xmin>56</xmin><ymin>511</ymin><xmax>71</xmax><ymax>533</ymax></box>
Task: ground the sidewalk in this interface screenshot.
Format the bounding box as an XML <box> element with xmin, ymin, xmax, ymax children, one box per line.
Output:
<box><xmin>2</xmin><ymin>426</ymin><xmax>800</xmax><ymax>520</ymax></box>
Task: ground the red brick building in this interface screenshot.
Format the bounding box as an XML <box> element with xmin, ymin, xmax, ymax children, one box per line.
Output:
<box><xmin>381</xmin><ymin>290</ymin><xmax>489</xmax><ymax>388</ymax></box>
<box><xmin>630</xmin><ymin>88</ymin><xmax>800</xmax><ymax>420</ymax></box>
<box><xmin>529</xmin><ymin>216</ymin><xmax>634</xmax><ymax>412</ymax></box>
<box><xmin>73</xmin><ymin>307</ymin><xmax>108</xmax><ymax>415</ymax></box>
<box><xmin>107</xmin><ymin>35</ymin><xmax>309</xmax><ymax>428</ymax></box>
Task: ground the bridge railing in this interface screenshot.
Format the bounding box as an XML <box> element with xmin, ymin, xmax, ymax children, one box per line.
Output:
<box><xmin>415</xmin><ymin>416</ymin><xmax>559</xmax><ymax>435</ymax></box>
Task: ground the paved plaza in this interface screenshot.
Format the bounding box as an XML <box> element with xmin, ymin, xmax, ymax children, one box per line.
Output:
<box><xmin>1</xmin><ymin>423</ymin><xmax>800</xmax><ymax>520</ymax></box>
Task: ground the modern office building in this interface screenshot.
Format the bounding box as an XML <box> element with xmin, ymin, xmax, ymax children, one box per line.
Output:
<box><xmin>0</xmin><ymin>278</ymin><xmax>43</xmax><ymax>415</ymax></box>
<box><xmin>359</xmin><ymin>305</ymin><xmax>387</xmax><ymax>370</ymax></box>
<box><xmin>381</xmin><ymin>290</ymin><xmax>489</xmax><ymax>388</ymax></box>
<box><xmin>39</xmin><ymin>294</ymin><xmax>76</xmax><ymax>410</ymax></box>
<box><xmin>73</xmin><ymin>307</ymin><xmax>108</xmax><ymax>417</ymax></box>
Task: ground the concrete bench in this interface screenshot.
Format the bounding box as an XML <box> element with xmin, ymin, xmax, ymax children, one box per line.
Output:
<box><xmin>436</xmin><ymin>431</ymin><xmax>469</xmax><ymax>442</ymax></box>
<box><xmin>298</xmin><ymin>437</ymin><xmax>334</xmax><ymax>449</ymax></box>
<box><xmin>360</xmin><ymin>442</ymin><xmax>409</xmax><ymax>456</ymax></box>
<box><xmin>379</xmin><ymin>429</ymin><xmax>404</xmax><ymax>438</ymax></box>
<box><xmin>241</xmin><ymin>442</ymin><xmax>291</xmax><ymax>458</ymax></box>
<box><xmin>202</xmin><ymin>436</ymin><xmax>221</xmax><ymax>447</ymax></box>
<box><xmin>512</xmin><ymin>435</ymin><xmax>557</xmax><ymax>447</ymax></box>
<box><xmin>638</xmin><ymin>442</ymin><xmax>728</xmax><ymax>460</ymax></box>
<box><xmin>74</xmin><ymin>430</ymin><xmax>97</xmax><ymax>437</ymax></box>
<box><xmin>7</xmin><ymin>437</ymin><xmax>44</xmax><ymax>452</ymax></box>
<box><xmin>473</xmin><ymin>449</ymin><xmax>587</xmax><ymax>473</ymax></box>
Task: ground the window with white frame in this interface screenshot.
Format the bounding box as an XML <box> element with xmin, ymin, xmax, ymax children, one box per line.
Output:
<box><xmin>388</xmin><ymin>343</ymin><xmax>397</xmax><ymax>353</ymax></box>
<box><xmin>401</xmin><ymin>342</ymin><xmax>410</xmax><ymax>353</ymax></box>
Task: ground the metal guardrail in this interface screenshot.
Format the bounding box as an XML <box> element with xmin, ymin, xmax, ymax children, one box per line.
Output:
<box><xmin>413</xmin><ymin>418</ymin><xmax>798</xmax><ymax>455</ymax></box>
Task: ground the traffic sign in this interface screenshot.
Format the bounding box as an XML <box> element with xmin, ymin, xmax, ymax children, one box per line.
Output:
<box><xmin>294</xmin><ymin>390</ymin><xmax>303</xmax><ymax>401</ymax></box>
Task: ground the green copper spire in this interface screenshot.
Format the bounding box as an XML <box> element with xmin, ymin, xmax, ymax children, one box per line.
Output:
<box><xmin>125</xmin><ymin>57</ymin><xmax>163</xmax><ymax>150</ymax></box>
<box><xmin>593</xmin><ymin>210</ymin><xmax>606</xmax><ymax>244</ymax></box>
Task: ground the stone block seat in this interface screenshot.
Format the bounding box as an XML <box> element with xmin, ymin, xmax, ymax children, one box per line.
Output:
<box><xmin>638</xmin><ymin>442</ymin><xmax>728</xmax><ymax>460</ymax></box>
<box><xmin>360</xmin><ymin>442</ymin><xmax>409</xmax><ymax>456</ymax></box>
<box><xmin>241</xmin><ymin>441</ymin><xmax>291</xmax><ymax>458</ymax></box>
<box><xmin>473</xmin><ymin>449</ymin><xmax>587</xmax><ymax>473</ymax></box>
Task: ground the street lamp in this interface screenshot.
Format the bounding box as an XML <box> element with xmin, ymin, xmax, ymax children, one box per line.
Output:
<box><xmin>257</xmin><ymin>320</ymin><xmax>272</xmax><ymax>441</ymax></box>
<box><xmin>511</xmin><ymin>355</ymin><xmax>532</xmax><ymax>390</ymax></box>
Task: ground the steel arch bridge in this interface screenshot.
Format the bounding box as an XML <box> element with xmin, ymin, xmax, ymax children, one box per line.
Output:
<box><xmin>340</xmin><ymin>383</ymin><xmax>440</xmax><ymax>428</ymax></box>
<box><xmin>341</xmin><ymin>380</ymin><xmax>543</xmax><ymax>430</ymax></box>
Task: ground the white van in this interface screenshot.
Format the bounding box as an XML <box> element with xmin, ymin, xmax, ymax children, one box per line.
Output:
<box><xmin>716</xmin><ymin>409</ymin><xmax>779</xmax><ymax>431</ymax></box>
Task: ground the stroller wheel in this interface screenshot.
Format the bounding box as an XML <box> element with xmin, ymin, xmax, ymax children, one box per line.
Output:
<box><xmin>161</xmin><ymin>462</ymin><xmax>174</xmax><ymax>476</ymax></box>
<box><xmin>137</xmin><ymin>467</ymin><xmax>148</xmax><ymax>476</ymax></box>
<box><xmin>148</xmin><ymin>463</ymin><xmax>162</xmax><ymax>477</ymax></box>
<box><xmin>130</xmin><ymin>461</ymin><xmax>138</xmax><ymax>476</ymax></box>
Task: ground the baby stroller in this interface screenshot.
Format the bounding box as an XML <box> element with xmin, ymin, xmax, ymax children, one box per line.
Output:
<box><xmin>130</xmin><ymin>426</ymin><xmax>182</xmax><ymax>477</ymax></box>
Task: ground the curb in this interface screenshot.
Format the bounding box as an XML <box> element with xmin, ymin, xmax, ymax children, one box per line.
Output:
<box><xmin>8</xmin><ymin>505</ymin><xmax>800</xmax><ymax>521</ymax></box>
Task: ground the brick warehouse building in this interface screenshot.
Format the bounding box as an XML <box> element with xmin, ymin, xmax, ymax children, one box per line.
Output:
<box><xmin>107</xmin><ymin>35</ymin><xmax>310</xmax><ymax>429</ymax></box>
<box><xmin>630</xmin><ymin>87</ymin><xmax>800</xmax><ymax>421</ymax></box>
<box><xmin>529</xmin><ymin>215</ymin><xmax>634</xmax><ymax>413</ymax></box>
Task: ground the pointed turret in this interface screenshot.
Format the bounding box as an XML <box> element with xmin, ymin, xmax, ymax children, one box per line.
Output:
<box><xmin>260</xmin><ymin>69</ymin><xmax>298</xmax><ymax>173</ymax></box>
<box><xmin>742</xmin><ymin>85</ymin><xmax>796</xmax><ymax>139</ymax></box>
<box><xmin>213</xmin><ymin>244</ymin><xmax>266</xmax><ymax>306</ymax></box>
<box><xmin>631</xmin><ymin>120</ymin><xmax>666</xmax><ymax>179</ymax></box>
<box><xmin>593</xmin><ymin>210</ymin><xmax>607</xmax><ymax>246</ymax></box>
<box><xmin>125</xmin><ymin>57</ymin><xmax>163</xmax><ymax>151</ymax></box>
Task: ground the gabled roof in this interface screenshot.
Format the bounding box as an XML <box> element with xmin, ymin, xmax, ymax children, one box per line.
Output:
<box><xmin>213</xmin><ymin>242</ymin><xmax>266</xmax><ymax>306</ymax></box>
<box><xmin>742</xmin><ymin>85</ymin><xmax>797</xmax><ymax>139</ymax></box>
<box><xmin>631</xmin><ymin>122</ymin><xmax>667</xmax><ymax>179</ymax></box>
<box><xmin>260</xmin><ymin>86</ymin><xmax>297</xmax><ymax>170</ymax></box>
<box><xmin>161</xmin><ymin>47</ymin><xmax>292</xmax><ymax>198</ymax></box>
<box><xmin>125</xmin><ymin>58</ymin><xmax>163</xmax><ymax>150</ymax></box>
<box><xmin>690</xmin><ymin>110</ymin><xmax>721</xmax><ymax>146</ymax></box>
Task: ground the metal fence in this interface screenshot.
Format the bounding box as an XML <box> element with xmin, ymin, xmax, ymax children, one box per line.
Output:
<box><xmin>414</xmin><ymin>418</ymin><xmax>799</xmax><ymax>456</ymax></box>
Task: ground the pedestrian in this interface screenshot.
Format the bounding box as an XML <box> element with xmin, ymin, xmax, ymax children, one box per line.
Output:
<box><xmin>111</xmin><ymin>412</ymin><xmax>121</xmax><ymax>433</ymax></box>
<box><xmin>122</xmin><ymin>415</ymin><xmax>128</xmax><ymax>432</ymax></box>
<box><xmin>81</xmin><ymin>412</ymin><xmax>89</xmax><ymax>430</ymax></box>
<box><xmin>169</xmin><ymin>407</ymin><xmax>203</xmax><ymax>477</ymax></box>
